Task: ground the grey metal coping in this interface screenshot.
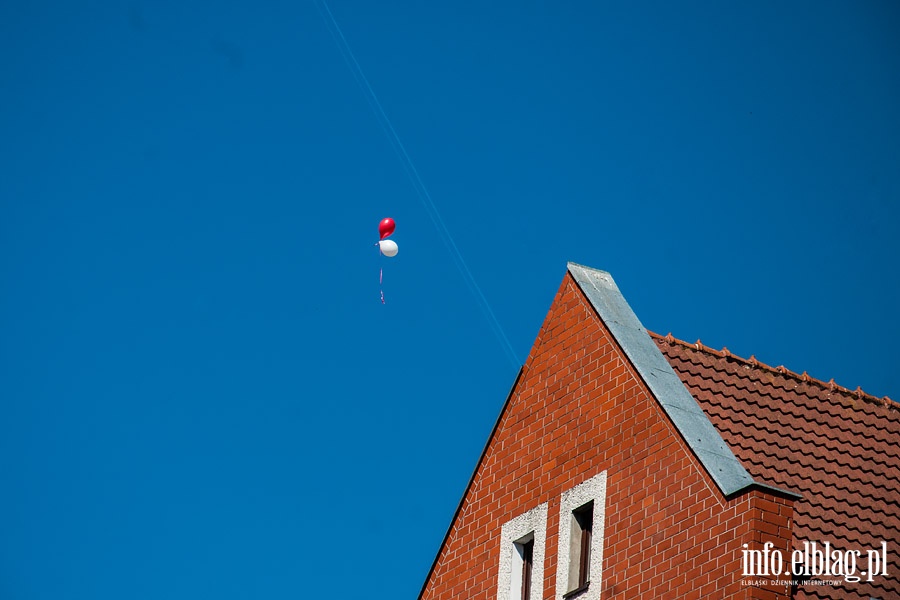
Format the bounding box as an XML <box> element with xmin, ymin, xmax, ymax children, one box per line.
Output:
<box><xmin>567</xmin><ymin>262</ymin><xmax>800</xmax><ymax>500</ymax></box>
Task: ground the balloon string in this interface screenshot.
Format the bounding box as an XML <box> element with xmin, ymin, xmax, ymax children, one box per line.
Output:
<box><xmin>316</xmin><ymin>0</ymin><xmax>520</xmax><ymax>368</ymax></box>
<box><xmin>380</xmin><ymin>268</ymin><xmax>385</xmax><ymax>304</ymax></box>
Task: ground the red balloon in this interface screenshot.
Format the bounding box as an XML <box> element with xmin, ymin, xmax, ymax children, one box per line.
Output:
<box><xmin>378</xmin><ymin>217</ymin><xmax>396</xmax><ymax>239</ymax></box>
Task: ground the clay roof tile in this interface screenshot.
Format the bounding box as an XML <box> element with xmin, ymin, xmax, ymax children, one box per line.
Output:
<box><xmin>650</xmin><ymin>331</ymin><xmax>900</xmax><ymax>599</ymax></box>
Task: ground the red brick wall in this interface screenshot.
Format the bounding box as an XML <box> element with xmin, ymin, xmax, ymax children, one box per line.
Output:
<box><xmin>420</xmin><ymin>274</ymin><xmax>794</xmax><ymax>600</ymax></box>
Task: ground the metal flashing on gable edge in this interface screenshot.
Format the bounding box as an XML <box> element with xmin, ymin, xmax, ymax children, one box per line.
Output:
<box><xmin>566</xmin><ymin>263</ymin><xmax>800</xmax><ymax>500</ymax></box>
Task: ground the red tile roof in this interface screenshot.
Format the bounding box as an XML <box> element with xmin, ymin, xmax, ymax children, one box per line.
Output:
<box><xmin>652</xmin><ymin>332</ymin><xmax>900</xmax><ymax>599</ymax></box>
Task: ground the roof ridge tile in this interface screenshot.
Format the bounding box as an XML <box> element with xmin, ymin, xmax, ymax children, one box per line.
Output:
<box><xmin>694</xmin><ymin>378</ymin><xmax>900</xmax><ymax>454</ymax></box>
<box><xmin>648</xmin><ymin>331</ymin><xmax>896</xmax><ymax>412</ymax></box>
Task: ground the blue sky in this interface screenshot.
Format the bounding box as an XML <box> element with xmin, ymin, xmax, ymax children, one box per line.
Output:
<box><xmin>1</xmin><ymin>1</ymin><xmax>898</xmax><ymax>598</ymax></box>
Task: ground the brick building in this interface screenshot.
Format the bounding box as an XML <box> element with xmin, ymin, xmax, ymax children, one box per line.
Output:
<box><xmin>418</xmin><ymin>263</ymin><xmax>899</xmax><ymax>600</ymax></box>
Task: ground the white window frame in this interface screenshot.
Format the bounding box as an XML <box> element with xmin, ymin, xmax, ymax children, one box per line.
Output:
<box><xmin>555</xmin><ymin>471</ymin><xmax>607</xmax><ymax>600</ymax></box>
<box><xmin>497</xmin><ymin>502</ymin><xmax>548</xmax><ymax>600</ymax></box>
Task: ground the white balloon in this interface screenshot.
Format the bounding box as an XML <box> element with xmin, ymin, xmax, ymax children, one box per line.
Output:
<box><xmin>379</xmin><ymin>239</ymin><xmax>399</xmax><ymax>257</ymax></box>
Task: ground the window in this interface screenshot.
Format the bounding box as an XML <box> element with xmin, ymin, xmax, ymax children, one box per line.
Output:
<box><xmin>498</xmin><ymin>503</ymin><xmax>547</xmax><ymax>600</ymax></box>
<box><xmin>569</xmin><ymin>501</ymin><xmax>593</xmax><ymax>592</ymax></box>
<box><xmin>512</xmin><ymin>533</ymin><xmax>534</xmax><ymax>600</ymax></box>
<box><xmin>555</xmin><ymin>471</ymin><xmax>606</xmax><ymax>600</ymax></box>
<box><xmin>520</xmin><ymin>538</ymin><xmax>534</xmax><ymax>600</ymax></box>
